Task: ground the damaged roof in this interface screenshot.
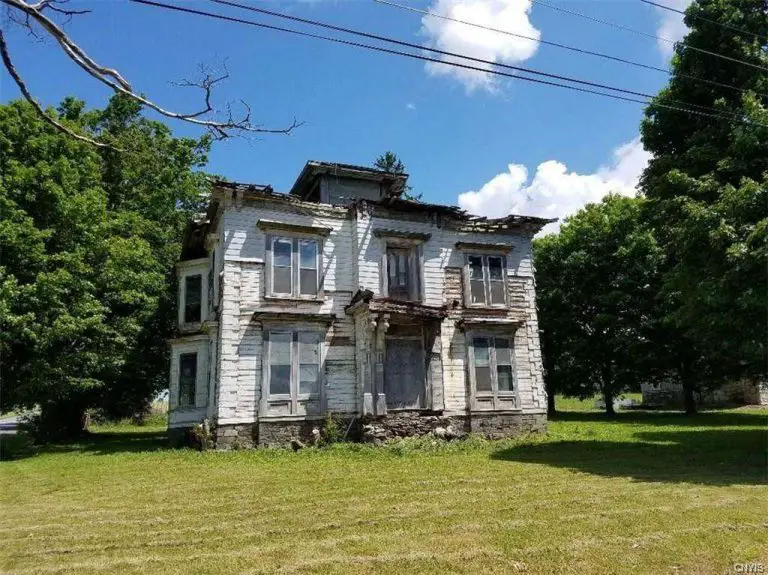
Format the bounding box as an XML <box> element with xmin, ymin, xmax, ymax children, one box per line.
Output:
<box><xmin>207</xmin><ymin>175</ymin><xmax>556</xmax><ymax>233</ymax></box>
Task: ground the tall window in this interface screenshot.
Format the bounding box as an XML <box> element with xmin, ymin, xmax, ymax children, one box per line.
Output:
<box><xmin>471</xmin><ymin>337</ymin><xmax>516</xmax><ymax>407</ymax></box>
<box><xmin>268</xmin><ymin>330</ymin><xmax>321</xmax><ymax>402</ymax></box>
<box><xmin>270</xmin><ymin>237</ymin><xmax>319</xmax><ymax>297</ymax></box>
<box><xmin>466</xmin><ymin>255</ymin><xmax>506</xmax><ymax>306</ymax></box>
<box><xmin>387</xmin><ymin>247</ymin><xmax>412</xmax><ymax>300</ymax></box>
<box><xmin>184</xmin><ymin>275</ymin><xmax>202</xmax><ymax>322</ymax></box>
<box><xmin>178</xmin><ymin>352</ymin><xmax>197</xmax><ymax>408</ymax></box>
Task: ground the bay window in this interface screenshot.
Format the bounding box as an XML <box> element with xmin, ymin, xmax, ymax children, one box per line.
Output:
<box><xmin>178</xmin><ymin>352</ymin><xmax>198</xmax><ymax>408</ymax></box>
<box><xmin>184</xmin><ymin>274</ymin><xmax>202</xmax><ymax>322</ymax></box>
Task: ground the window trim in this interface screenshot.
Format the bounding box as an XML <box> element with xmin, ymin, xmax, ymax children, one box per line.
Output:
<box><xmin>463</xmin><ymin>254</ymin><xmax>508</xmax><ymax>308</ymax></box>
<box><xmin>466</xmin><ymin>332</ymin><xmax>519</xmax><ymax>411</ymax></box>
<box><xmin>177</xmin><ymin>258</ymin><xmax>209</xmax><ymax>328</ymax></box>
<box><xmin>380</xmin><ymin>239</ymin><xmax>423</xmax><ymax>302</ymax></box>
<box><xmin>169</xmin><ymin>339</ymin><xmax>209</xmax><ymax>412</ymax></box>
<box><xmin>266</xmin><ymin>235</ymin><xmax>323</xmax><ymax>300</ymax></box>
<box><xmin>262</xmin><ymin>327</ymin><xmax>325</xmax><ymax>416</ymax></box>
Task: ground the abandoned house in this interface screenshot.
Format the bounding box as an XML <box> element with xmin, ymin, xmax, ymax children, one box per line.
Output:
<box><xmin>168</xmin><ymin>161</ymin><xmax>554</xmax><ymax>447</ymax></box>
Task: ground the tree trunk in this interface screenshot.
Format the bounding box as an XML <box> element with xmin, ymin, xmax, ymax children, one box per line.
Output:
<box><xmin>679</xmin><ymin>359</ymin><xmax>697</xmax><ymax>415</ymax></box>
<box><xmin>603</xmin><ymin>388</ymin><xmax>616</xmax><ymax>416</ymax></box>
<box><xmin>547</xmin><ymin>389</ymin><xmax>556</xmax><ymax>416</ymax></box>
<box><xmin>682</xmin><ymin>377</ymin><xmax>697</xmax><ymax>415</ymax></box>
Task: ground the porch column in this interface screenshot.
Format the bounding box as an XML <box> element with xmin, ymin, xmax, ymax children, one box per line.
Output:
<box><xmin>373</xmin><ymin>314</ymin><xmax>390</xmax><ymax>416</ymax></box>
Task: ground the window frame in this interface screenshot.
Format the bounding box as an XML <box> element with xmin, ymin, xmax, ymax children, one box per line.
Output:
<box><xmin>466</xmin><ymin>333</ymin><xmax>518</xmax><ymax>411</ymax></box>
<box><xmin>266</xmin><ymin>235</ymin><xmax>323</xmax><ymax>300</ymax></box>
<box><xmin>177</xmin><ymin>258</ymin><xmax>209</xmax><ymax>329</ymax></box>
<box><xmin>262</xmin><ymin>328</ymin><xmax>325</xmax><ymax>416</ymax></box>
<box><xmin>463</xmin><ymin>254</ymin><xmax>508</xmax><ymax>308</ymax></box>
<box><xmin>169</xmin><ymin>338</ymin><xmax>209</xmax><ymax>412</ymax></box>
<box><xmin>177</xmin><ymin>352</ymin><xmax>198</xmax><ymax>409</ymax></box>
<box><xmin>381</xmin><ymin>240</ymin><xmax>422</xmax><ymax>302</ymax></box>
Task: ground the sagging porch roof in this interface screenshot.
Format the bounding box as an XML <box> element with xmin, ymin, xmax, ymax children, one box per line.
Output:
<box><xmin>345</xmin><ymin>289</ymin><xmax>448</xmax><ymax>319</ymax></box>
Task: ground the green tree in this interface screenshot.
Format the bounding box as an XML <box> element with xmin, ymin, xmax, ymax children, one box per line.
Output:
<box><xmin>0</xmin><ymin>95</ymin><xmax>210</xmax><ymax>439</ymax></box>
<box><xmin>640</xmin><ymin>0</ymin><xmax>768</xmax><ymax>412</ymax></box>
<box><xmin>373</xmin><ymin>151</ymin><xmax>421</xmax><ymax>201</ymax></box>
<box><xmin>534</xmin><ymin>195</ymin><xmax>663</xmax><ymax>415</ymax></box>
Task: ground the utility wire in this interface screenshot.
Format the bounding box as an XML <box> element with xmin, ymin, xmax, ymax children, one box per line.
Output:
<box><xmin>208</xmin><ymin>0</ymin><xmax>746</xmax><ymax>120</ymax></box>
<box><xmin>375</xmin><ymin>0</ymin><xmax>748</xmax><ymax>95</ymax></box>
<box><xmin>638</xmin><ymin>0</ymin><xmax>768</xmax><ymax>44</ymax></box>
<box><xmin>128</xmin><ymin>0</ymin><xmax>766</xmax><ymax>129</ymax></box>
<box><xmin>530</xmin><ymin>0</ymin><xmax>768</xmax><ymax>73</ymax></box>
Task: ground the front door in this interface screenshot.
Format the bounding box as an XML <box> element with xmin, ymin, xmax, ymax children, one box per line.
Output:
<box><xmin>384</xmin><ymin>337</ymin><xmax>425</xmax><ymax>409</ymax></box>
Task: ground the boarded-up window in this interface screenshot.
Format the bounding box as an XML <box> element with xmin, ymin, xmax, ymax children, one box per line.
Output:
<box><xmin>465</xmin><ymin>255</ymin><xmax>507</xmax><ymax>307</ymax></box>
<box><xmin>184</xmin><ymin>275</ymin><xmax>202</xmax><ymax>322</ymax></box>
<box><xmin>384</xmin><ymin>337</ymin><xmax>425</xmax><ymax>409</ymax></box>
<box><xmin>178</xmin><ymin>352</ymin><xmax>197</xmax><ymax>408</ymax></box>
<box><xmin>470</xmin><ymin>336</ymin><xmax>516</xmax><ymax>409</ymax></box>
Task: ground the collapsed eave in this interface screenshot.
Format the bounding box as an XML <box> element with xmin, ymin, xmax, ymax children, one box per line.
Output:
<box><xmin>346</xmin><ymin>289</ymin><xmax>448</xmax><ymax>319</ymax></box>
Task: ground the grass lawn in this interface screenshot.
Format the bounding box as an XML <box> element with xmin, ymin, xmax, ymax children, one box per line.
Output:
<box><xmin>1</xmin><ymin>409</ymin><xmax>766</xmax><ymax>575</ymax></box>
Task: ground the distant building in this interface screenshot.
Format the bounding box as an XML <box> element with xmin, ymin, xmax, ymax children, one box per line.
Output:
<box><xmin>168</xmin><ymin>161</ymin><xmax>554</xmax><ymax>447</ymax></box>
<box><xmin>641</xmin><ymin>380</ymin><xmax>768</xmax><ymax>408</ymax></box>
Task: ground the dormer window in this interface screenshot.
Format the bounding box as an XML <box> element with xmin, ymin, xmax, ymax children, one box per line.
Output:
<box><xmin>184</xmin><ymin>275</ymin><xmax>202</xmax><ymax>323</ymax></box>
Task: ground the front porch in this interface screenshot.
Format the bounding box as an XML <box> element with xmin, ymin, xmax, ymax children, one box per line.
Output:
<box><xmin>346</xmin><ymin>290</ymin><xmax>448</xmax><ymax>417</ymax></box>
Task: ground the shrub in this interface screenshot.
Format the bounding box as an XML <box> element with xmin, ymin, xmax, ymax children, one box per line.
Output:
<box><xmin>186</xmin><ymin>420</ymin><xmax>214</xmax><ymax>451</ymax></box>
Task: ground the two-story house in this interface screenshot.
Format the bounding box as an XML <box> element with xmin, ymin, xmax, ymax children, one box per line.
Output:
<box><xmin>169</xmin><ymin>161</ymin><xmax>554</xmax><ymax>447</ymax></box>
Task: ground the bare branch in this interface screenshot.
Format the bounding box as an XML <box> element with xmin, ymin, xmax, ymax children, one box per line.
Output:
<box><xmin>0</xmin><ymin>29</ymin><xmax>114</xmax><ymax>149</ymax></box>
<box><xmin>1</xmin><ymin>0</ymin><xmax>302</xmax><ymax>142</ymax></box>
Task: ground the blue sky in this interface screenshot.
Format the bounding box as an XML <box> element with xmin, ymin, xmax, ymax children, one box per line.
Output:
<box><xmin>0</xmin><ymin>0</ymin><xmax>690</xmax><ymax>227</ymax></box>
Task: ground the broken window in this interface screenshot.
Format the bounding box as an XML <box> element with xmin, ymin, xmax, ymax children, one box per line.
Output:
<box><xmin>184</xmin><ymin>274</ymin><xmax>202</xmax><ymax>322</ymax></box>
<box><xmin>465</xmin><ymin>255</ymin><xmax>506</xmax><ymax>307</ymax></box>
<box><xmin>267</xmin><ymin>330</ymin><xmax>321</xmax><ymax>404</ymax></box>
<box><xmin>386</xmin><ymin>246</ymin><xmax>412</xmax><ymax>300</ymax></box>
<box><xmin>269</xmin><ymin>237</ymin><xmax>320</xmax><ymax>298</ymax></box>
<box><xmin>178</xmin><ymin>352</ymin><xmax>197</xmax><ymax>408</ymax></box>
<box><xmin>384</xmin><ymin>245</ymin><xmax>420</xmax><ymax>301</ymax></box>
<box><xmin>470</xmin><ymin>336</ymin><xmax>516</xmax><ymax>409</ymax></box>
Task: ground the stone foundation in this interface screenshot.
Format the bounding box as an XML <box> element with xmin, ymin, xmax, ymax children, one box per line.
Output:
<box><xmin>215</xmin><ymin>423</ymin><xmax>257</xmax><ymax>449</ymax></box>
<box><xmin>468</xmin><ymin>412</ymin><xmax>547</xmax><ymax>439</ymax></box>
<box><xmin>212</xmin><ymin>411</ymin><xmax>548</xmax><ymax>448</ymax></box>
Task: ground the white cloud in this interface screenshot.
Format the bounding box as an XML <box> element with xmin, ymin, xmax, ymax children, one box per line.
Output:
<box><xmin>656</xmin><ymin>0</ymin><xmax>692</xmax><ymax>58</ymax></box>
<box><xmin>421</xmin><ymin>0</ymin><xmax>540</xmax><ymax>92</ymax></box>
<box><xmin>457</xmin><ymin>138</ymin><xmax>651</xmax><ymax>234</ymax></box>
<box><xmin>406</xmin><ymin>102</ymin><xmax>417</xmax><ymax>110</ymax></box>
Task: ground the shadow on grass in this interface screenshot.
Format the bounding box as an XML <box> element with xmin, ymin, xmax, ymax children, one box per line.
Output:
<box><xmin>4</xmin><ymin>429</ymin><xmax>174</xmax><ymax>460</ymax></box>
<box><xmin>492</xmin><ymin>427</ymin><xmax>768</xmax><ymax>486</ymax></box>
<box><xmin>550</xmin><ymin>410</ymin><xmax>768</xmax><ymax>427</ymax></box>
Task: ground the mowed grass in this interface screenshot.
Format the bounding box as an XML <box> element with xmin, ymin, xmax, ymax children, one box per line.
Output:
<box><xmin>1</xmin><ymin>409</ymin><xmax>766</xmax><ymax>575</ymax></box>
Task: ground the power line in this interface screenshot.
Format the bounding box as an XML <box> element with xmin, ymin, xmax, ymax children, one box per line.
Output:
<box><xmin>638</xmin><ymin>0</ymin><xmax>768</xmax><ymax>43</ymax></box>
<box><xmin>375</xmin><ymin>0</ymin><xmax>748</xmax><ymax>96</ymax></box>
<box><xmin>530</xmin><ymin>0</ymin><xmax>768</xmax><ymax>73</ymax></box>
<box><xmin>208</xmin><ymin>0</ymin><xmax>746</xmax><ymax>120</ymax></box>
<box><xmin>128</xmin><ymin>0</ymin><xmax>766</xmax><ymax>129</ymax></box>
